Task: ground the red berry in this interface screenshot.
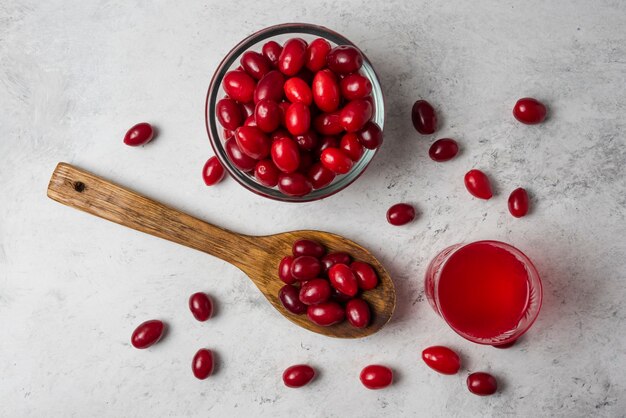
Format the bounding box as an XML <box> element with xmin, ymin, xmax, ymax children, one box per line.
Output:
<box><xmin>350</xmin><ymin>261</ymin><xmax>378</xmax><ymax>290</ymax></box>
<box><xmin>216</xmin><ymin>98</ymin><xmax>244</xmax><ymax>131</ymax></box>
<box><xmin>192</xmin><ymin>349</ymin><xmax>214</xmax><ymax>380</ymax></box>
<box><xmin>234</xmin><ymin>126</ymin><xmax>271</xmax><ymax>159</ymax></box>
<box><xmin>284</xmin><ymin>77</ymin><xmax>313</xmax><ymax>105</ymax></box>
<box><xmin>189</xmin><ymin>292</ymin><xmax>213</xmax><ymax>322</ymax></box>
<box><xmin>278</xmin><ymin>38</ymin><xmax>308</xmax><ymax>76</ymax></box>
<box><xmin>292</xmin><ymin>239</ymin><xmax>326</xmax><ymax>258</ymax></box>
<box><xmin>240</xmin><ymin>51</ymin><xmax>272</xmax><ymax>80</ymax></box>
<box><xmin>294</xmin><ymin>130</ymin><xmax>319</xmax><ymax>151</ymax></box>
<box><xmin>357</xmin><ymin>121</ymin><xmax>383</xmax><ymax>150</ymax></box>
<box><xmin>299</xmin><ymin>278</ymin><xmax>332</xmax><ymax>305</ymax></box>
<box><xmin>223</xmin><ymin>70</ymin><xmax>256</xmax><ymax>103</ymax></box>
<box><xmin>321</xmin><ymin>252</ymin><xmax>351</xmax><ymax>273</ymax></box>
<box><xmin>307</xmin><ymin>162</ymin><xmax>336</xmax><ymax>189</ymax></box>
<box><xmin>508</xmin><ymin>187</ymin><xmax>530</xmax><ymax>217</ymax></box>
<box><xmin>513</xmin><ymin>98</ymin><xmax>547</xmax><ymax>124</ymax></box>
<box><xmin>467</xmin><ymin>372</ymin><xmax>498</xmax><ymax>396</ymax></box>
<box><xmin>271</xmin><ymin>137</ymin><xmax>301</xmax><ymax>173</ymax></box>
<box><xmin>307</xmin><ymin>302</ymin><xmax>345</xmax><ymax>326</ymax></box>
<box><xmin>313</xmin><ymin>111</ymin><xmax>343</xmax><ymax>136</ymax></box>
<box><xmin>340</xmin><ymin>133</ymin><xmax>364</xmax><ymax>161</ymax></box>
<box><xmin>328</xmin><ymin>264</ymin><xmax>358</xmax><ymax>296</ymax></box>
<box><xmin>254</xmin><ymin>99</ymin><xmax>281</xmax><ymax>133</ymax></box>
<box><xmin>202</xmin><ymin>156</ymin><xmax>225</xmax><ymax>186</ymax></box>
<box><xmin>254</xmin><ymin>159</ymin><xmax>280</xmax><ymax>187</ymax></box>
<box><xmin>124</xmin><ymin>122</ymin><xmax>154</xmax><ymax>146</ymax></box>
<box><xmin>279</xmin><ymin>284</ymin><xmax>307</xmax><ymax>314</ymax></box>
<box><xmin>262</xmin><ymin>41</ymin><xmax>282</xmax><ymax>66</ymax></box>
<box><xmin>429</xmin><ymin>138</ymin><xmax>459</xmax><ymax>162</ymax></box>
<box><xmin>225</xmin><ymin>137</ymin><xmax>256</xmax><ymax>172</ymax></box>
<box><xmin>305</xmin><ymin>38</ymin><xmax>331</xmax><ymax>72</ymax></box>
<box><xmin>386</xmin><ymin>203</ymin><xmax>416</xmax><ymax>226</ymax></box>
<box><xmin>254</xmin><ymin>70</ymin><xmax>285</xmax><ymax>104</ymax></box>
<box><xmin>285</xmin><ymin>102</ymin><xmax>311</xmax><ymax>135</ymax></box>
<box><xmin>327</xmin><ymin>45</ymin><xmax>363</xmax><ymax>74</ymax></box>
<box><xmin>340</xmin><ymin>73</ymin><xmax>372</xmax><ymax>100</ymax></box>
<box><xmin>320</xmin><ymin>148</ymin><xmax>353</xmax><ymax>174</ymax></box>
<box><xmin>360</xmin><ymin>365</ymin><xmax>393</xmax><ymax>389</ymax></box>
<box><xmin>130</xmin><ymin>320</ymin><xmax>165</xmax><ymax>349</ymax></box>
<box><xmin>278</xmin><ymin>173</ymin><xmax>312</xmax><ymax>197</ymax></box>
<box><xmin>278</xmin><ymin>256</ymin><xmax>296</xmax><ymax>285</ymax></box>
<box><xmin>312</xmin><ymin>69</ymin><xmax>341</xmax><ymax>113</ymax></box>
<box><xmin>283</xmin><ymin>365</ymin><xmax>316</xmax><ymax>388</ymax></box>
<box><xmin>340</xmin><ymin>99</ymin><xmax>373</xmax><ymax>132</ymax></box>
<box><xmin>421</xmin><ymin>346</ymin><xmax>461</xmax><ymax>375</ymax></box>
<box><xmin>411</xmin><ymin>100</ymin><xmax>437</xmax><ymax>134</ymax></box>
<box><xmin>464</xmin><ymin>169</ymin><xmax>493</xmax><ymax>200</ymax></box>
<box><xmin>345</xmin><ymin>298</ymin><xmax>371</xmax><ymax>328</ymax></box>
<box><xmin>291</xmin><ymin>256</ymin><xmax>322</xmax><ymax>281</ymax></box>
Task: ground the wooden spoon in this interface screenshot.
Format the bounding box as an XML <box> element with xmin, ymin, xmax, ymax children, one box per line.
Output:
<box><xmin>47</xmin><ymin>163</ymin><xmax>396</xmax><ymax>338</ymax></box>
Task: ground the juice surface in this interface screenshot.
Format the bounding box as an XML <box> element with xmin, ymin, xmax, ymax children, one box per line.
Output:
<box><xmin>438</xmin><ymin>242</ymin><xmax>530</xmax><ymax>340</ymax></box>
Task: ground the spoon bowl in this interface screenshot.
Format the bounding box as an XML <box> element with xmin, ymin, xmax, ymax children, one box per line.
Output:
<box><xmin>47</xmin><ymin>163</ymin><xmax>396</xmax><ymax>338</ymax></box>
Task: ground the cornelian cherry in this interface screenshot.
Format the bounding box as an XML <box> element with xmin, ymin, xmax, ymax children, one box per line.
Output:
<box><xmin>254</xmin><ymin>159</ymin><xmax>280</xmax><ymax>187</ymax></box>
<box><xmin>320</xmin><ymin>148</ymin><xmax>353</xmax><ymax>174</ymax></box>
<box><xmin>279</xmin><ymin>284</ymin><xmax>307</xmax><ymax>314</ymax></box>
<box><xmin>340</xmin><ymin>73</ymin><xmax>372</xmax><ymax>100</ymax></box>
<box><xmin>262</xmin><ymin>41</ymin><xmax>282</xmax><ymax>66</ymax></box>
<box><xmin>305</xmin><ymin>38</ymin><xmax>331</xmax><ymax>72</ymax></box>
<box><xmin>202</xmin><ymin>156</ymin><xmax>225</xmax><ymax>186</ymax></box>
<box><xmin>189</xmin><ymin>292</ymin><xmax>213</xmax><ymax>322</ymax></box>
<box><xmin>508</xmin><ymin>187</ymin><xmax>530</xmax><ymax>217</ymax></box>
<box><xmin>283</xmin><ymin>365</ymin><xmax>316</xmax><ymax>388</ymax></box>
<box><xmin>357</xmin><ymin>121</ymin><xmax>383</xmax><ymax>150</ymax></box>
<box><xmin>271</xmin><ymin>137</ymin><xmax>300</xmax><ymax>173</ymax></box>
<box><xmin>308</xmin><ymin>162</ymin><xmax>336</xmax><ymax>189</ymax></box>
<box><xmin>464</xmin><ymin>169</ymin><xmax>493</xmax><ymax>199</ymax></box>
<box><xmin>292</xmin><ymin>239</ymin><xmax>325</xmax><ymax>258</ymax></box>
<box><xmin>223</xmin><ymin>70</ymin><xmax>256</xmax><ymax>103</ymax></box>
<box><xmin>278</xmin><ymin>256</ymin><xmax>296</xmax><ymax>285</ymax></box>
<box><xmin>312</xmin><ymin>69</ymin><xmax>341</xmax><ymax>113</ymax></box>
<box><xmin>131</xmin><ymin>320</ymin><xmax>165</xmax><ymax>349</ymax></box>
<box><xmin>192</xmin><ymin>349</ymin><xmax>215</xmax><ymax>380</ymax></box>
<box><xmin>328</xmin><ymin>264</ymin><xmax>358</xmax><ymax>296</ymax></box>
<box><xmin>467</xmin><ymin>372</ymin><xmax>498</xmax><ymax>396</ymax></box>
<box><xmin>307</xmin><ymin>302</ymin><xmax>345</xmax><ymax>326</ymax></box>
<box><xmin>513</xmin><ymin>98</ymin><xmax>547</xmax><ymax>124</ymax></box>
<box><xmin>421</xmin><ymin>346</ymin><xmax>461</xmax><ymax>375</ymax></box>
<box><xmin>216</xmin><ymin>98</ymin><xmax>243</xmax><ymax>131</ymax></box>
<box><xmin>240</xmin><ymin>51</ymin><xmax>272</xmax><ymax>80</ymax></box>
<box><xmin>350</xmin><ymin>261</ymin><xmax>378</xmax><ymax>290</ymax></box>
<box><xmin>299</xmin><ymin>279</ymin><xmax>332</xmax><ymax>305</ymax></box>
<box><xmin>124</xmin><ymin>122</ymin><xmax>154</xmax><ymax>146</ymax></box>
<box><xmin>278</xmin><ymin>173</ymin><xmax>312</xmax><ymax>196</ymax></box>
<box><xmin>278</xmin><ymin>38</ymin><xmax>308</xmax><ymax>76</ymax></box>
<box><xmin>411</xmin><ymin>100</ymin><xmax>437</xmax><ymax>134</ymax></box>
<box><xmin>284</xmin><ymin>77</ymin><xmax>313</xmax><ymax>105</ymax></box>
<box><xmin>429</xmin><ymin>138</ymin><xmax>458</xmax><ymax>162</ymax></box>
<box><xmin>360</xmin><ymin>365</ymin><xmax>393</xmax><ymax>389</ymax></box>
<box><xmin>387</xmin><ymin>203</ymin><xmax>416</xmax><ymax>226</ymax></box>
<box><xmin>326</xmin><ymin>45</ymin><xmax>363</xmax><ymax>74</ymax></box>
<box><xmin>346</xmin><ymin>298</ymin><xmax>371</xmax><ymax>328</ymax></box>
<box><xmin>340</xmin><ymin>133</ymin><xmax>364</xmax><ymax>161</ymax></box>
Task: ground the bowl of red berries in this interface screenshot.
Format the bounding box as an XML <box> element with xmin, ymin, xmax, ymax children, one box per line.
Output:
<box><xmin>205</xmin><ymin>23</ymin><xmax>385</xmax><ymax>202</ymax></box>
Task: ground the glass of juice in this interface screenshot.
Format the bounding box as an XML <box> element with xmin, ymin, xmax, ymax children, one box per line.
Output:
<box><xmin>424</xmin><ymin>240</ymin><xmax>542</xmax><ymax>346</ymax></box>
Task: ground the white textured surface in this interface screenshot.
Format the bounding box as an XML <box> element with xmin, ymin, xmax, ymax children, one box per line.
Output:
<box><xmin>1</xmin><ymin>0</ymin><xmax>625</xmax><ymax>417</ymax></box>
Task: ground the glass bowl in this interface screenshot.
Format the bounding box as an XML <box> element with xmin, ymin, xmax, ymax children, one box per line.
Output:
<box><xmin>205</xmin><ymin>23</ymin><xmax>385</xmax><ymax>202</ymax></box>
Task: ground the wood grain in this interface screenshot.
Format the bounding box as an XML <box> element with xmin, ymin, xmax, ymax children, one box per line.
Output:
<box><xmin>47</xmin><ymin>163</ymin><xmax>396</xmax><ymax>338</ymax></box>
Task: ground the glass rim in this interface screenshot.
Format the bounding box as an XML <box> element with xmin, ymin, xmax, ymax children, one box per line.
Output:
<box><xmin>433</xmin><ymin>240</ymin><xmax>543</xmax><ymax>345</ymax></box>
<box><xmin>204</xmin><ymin>22</ymin><xmax>385</xmax><ymax>202</ymax></box>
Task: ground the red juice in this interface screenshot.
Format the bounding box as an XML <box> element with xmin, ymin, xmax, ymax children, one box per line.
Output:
<box><xmin>425</xmin><ymin>241</ymin><xmax>542</xmax><ymax>344</ymax></box>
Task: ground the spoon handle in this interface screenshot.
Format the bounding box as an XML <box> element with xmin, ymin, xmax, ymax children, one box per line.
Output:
<box><xmin>47</xmin><ymin>162</ymin><xmax>249</xmax><ymax>267</ymax></box>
